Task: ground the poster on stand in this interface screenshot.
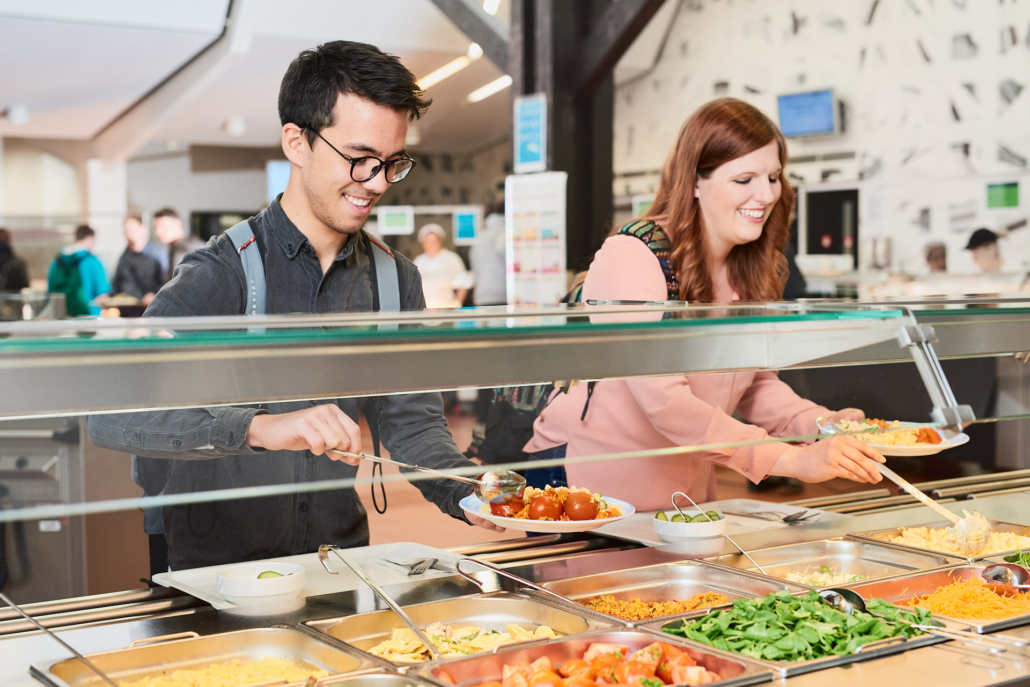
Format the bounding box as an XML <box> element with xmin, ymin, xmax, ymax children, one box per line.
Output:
<box><xmin>504</xmin><ymin>172</ymin><xmax>567</xmax><ymax>306</ymax></box>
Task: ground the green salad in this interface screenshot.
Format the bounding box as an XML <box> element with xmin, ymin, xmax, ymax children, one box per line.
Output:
<box><xmin>662</xmin><ymin>590</ymin><xmax>934</xmax><ymax>662</ymax></box>
<box><xmin>1003</xmin><ymin>550</ymin><xmax>1030</xmax><ymax>567</ymax></box>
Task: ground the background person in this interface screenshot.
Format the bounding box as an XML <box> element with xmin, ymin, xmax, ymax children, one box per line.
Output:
<box><xmin>47</xmin><ymin>225</ymin><xmax>110</xmax><ymax>316</ymax></box>
<box><xmin>471</xmin><ymin>197</ymin><xmax>507</xmax><ymax>307</ymax></box>
<box><xmin>0</xmin><ymin>228</ymin><xmax>29</xmax><ymax>292</ymax></box>
<box><xmin>413</xmin><ymin>223</ymin><xmax>472</xmax><ymax>307</ymax></box>
<box><xmin>524</xmin><ymin>98</ymin><xmax>885</xmax><ymax>509</ymax></box>
<box><xmin>966</xmin><ymin>228</ymin><xmax>1002</xmax><ymax>273</ymax></box>
<box><xmin>153</xmin><ymin>208</ymin><xmax>205</xmax><ymax>281</ymax></box>
<box><xmin>110</xmin><ymin>215</ymin><xmax>165</xmax><ymax>305</ymax></box>
<box><xmin>925</xmin><ymin>241</ymin><xmax>947</xmax><ymax>273</ymax></box>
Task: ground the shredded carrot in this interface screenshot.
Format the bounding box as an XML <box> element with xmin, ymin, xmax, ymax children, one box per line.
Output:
<box><xmin>899</xmin><ymin>578</ymin><xmax>1030</xmax><ymax>620</ymax></box>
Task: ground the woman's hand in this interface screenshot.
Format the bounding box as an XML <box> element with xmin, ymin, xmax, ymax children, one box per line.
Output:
<box><xmin>825</xmin><ymin>408</ymin><xmax>865</xmax><ymax>423</ymax></box>
<box><xmin>772</xmin><ymin>435</ymin><xmax>885</xmax><ymax>484</ymax></box>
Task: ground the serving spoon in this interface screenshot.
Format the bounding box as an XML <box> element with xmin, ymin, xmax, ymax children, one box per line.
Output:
<box><xmin>818</xmin><ymin>587</ymin><xmax>1027</xmax><ymax>652</ymax></box>
<box><xmin>327</xmin><ymin>449</ymin><xmax>525</xmax><ymax>501</ymax></box>
<box><xmin>981</xmin><ymin>563</ymin><xmax>1030</xmax><ymax>589</ymax></box>
<box><xmin>817</xmin><ymin>417</ymin><xmax>990</xmax><ymax>557</ymax></box>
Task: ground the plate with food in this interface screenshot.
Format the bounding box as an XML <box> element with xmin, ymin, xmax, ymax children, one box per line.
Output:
<box><xmin>817</xmin><ymin>418</ymin><xmax>969</xmax><ymax>456</ymax></box>
<box><xmin>460</xmin><ymin>485</ymin><xmax>634</xmax><ymax>533</ymax></box>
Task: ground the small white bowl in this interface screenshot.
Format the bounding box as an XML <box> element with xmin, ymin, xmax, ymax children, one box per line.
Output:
<box><xmin>216</xmin><ymin>562</ymin><xmax>305</xmax><ymax>606</ymax></box>
<box><xmin>652</xmin><ymin>511</ymin><xmax>726</xmax><ymax>543</ymax></box>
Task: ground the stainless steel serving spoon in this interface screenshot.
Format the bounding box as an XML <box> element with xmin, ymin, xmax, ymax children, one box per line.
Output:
<box><xmin>981</xmin><ymin>562</ymin><xmax>1030</xmax><ymax>589</ymax></box>
<box><xmin>317</xmin><ymin>544</ymin><xmax>441</xmax><ymax>661</ymax></box>
<box><xmin>327</xmin><ymin>449</ymin><xmax>526</xmax><ymax>501</ymax></box>
<box><xmin>818</xmin><ymin>587</ymin><xmax>1027</xmax><ymax>652</ymax></box>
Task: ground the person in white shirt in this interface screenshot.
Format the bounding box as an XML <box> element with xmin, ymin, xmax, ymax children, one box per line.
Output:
<box><xmin>413</xmin><ymin>223</ymin><xmax>472</xmax><ymax>307</ymax></box>
<box><xmin>471</xmin><ymin>198</ymin><xmax>507</xmax><ymax>306</ymax></box>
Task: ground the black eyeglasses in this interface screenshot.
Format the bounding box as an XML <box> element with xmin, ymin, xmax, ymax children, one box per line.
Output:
<box><xmin>308</xmin><ymin>129</ymin><xmax>416</xmax><ymax>183</ymax></box>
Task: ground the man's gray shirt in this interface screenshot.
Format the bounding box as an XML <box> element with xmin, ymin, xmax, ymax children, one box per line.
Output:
<box><xmin>86</xmin><ymin>199</ymin><xmax>475</xmax><ymax>570</ymax></box>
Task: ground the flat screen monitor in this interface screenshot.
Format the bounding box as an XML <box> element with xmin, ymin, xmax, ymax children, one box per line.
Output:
<box><xmin>777</xmin><ymin>89</ymin><xmax>838</xmax><ymax>137</ymax></box>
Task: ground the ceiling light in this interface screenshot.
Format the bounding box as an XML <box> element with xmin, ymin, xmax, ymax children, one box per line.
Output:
<box><xmin>417</xmin><ymin>43</ymin><xmax>483</xmax><ymax>90</ymax></box>
<box><xmin>467</xmin><ymin>75</ymin><xmax>513</xmax><ymax>103</ymax></box>
<box><xmin>483</xmin><ymin>0</ymin><xmax>500</xmax><ymax>15</ymax></box>
<box><xmin>1</xmin><ymin>104</ymin><xmax>30</xmax><ymax>125</ymax></box>
<box><xmin>222</xmin><ymin>115</ymin><xmax>247</xmax><ymax>138</ymax></box>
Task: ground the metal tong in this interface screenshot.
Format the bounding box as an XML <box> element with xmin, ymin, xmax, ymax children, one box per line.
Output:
<box><xmin>317</xmin><ymin>544</ymin><xmax>440</xmax><ymax>661</ymax></box>
<box><xmin>0</xmin><ymin>591</ymin><xmax>119</xmax><ymax>687</ymax></box>
<box><xmin>671</xmin><ymin>491</ymin><xmax>768</xmax><ymax>575</ymax></box>
<box><xmin>455</xmin><ymin>557</ymin><xmax>580</xmax><ymax>609</ymax></box>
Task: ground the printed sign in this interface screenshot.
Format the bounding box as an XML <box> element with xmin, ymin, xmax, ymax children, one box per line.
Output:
<box><xmin>452</xmin><ymin>206</ymin><xmax>481</xmax><ymax>246</ymax></box>
<box><xmin>514</xmin><ymin>93</ymin><xmax>547</xmax><ymax>174</ymax></box>
<box><xmin>377</xmin><ymin>206</ymin><xmax>415</xmax><ymax>235</ymax></box>
<box><xmin>505</xmin><ymin>172</ymin><xmax>567</xmax><ymax>305</ymax></box>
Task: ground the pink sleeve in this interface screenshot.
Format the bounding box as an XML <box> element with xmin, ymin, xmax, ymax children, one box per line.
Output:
<box><xmin>585</xmin><ymin>235</ymin><xmax>786</xmax><ymax>483</ymax></box>
<box><xmin>735</xmin><ymin>371</ymin><xmax>830</xmax><ymax>441</ymax></box>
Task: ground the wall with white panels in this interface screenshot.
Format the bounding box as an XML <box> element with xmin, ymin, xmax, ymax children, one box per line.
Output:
<box><xmin>615</xmin><ymin>0</ymin><xmax>1030</xmax><ymax>273</ymax></box>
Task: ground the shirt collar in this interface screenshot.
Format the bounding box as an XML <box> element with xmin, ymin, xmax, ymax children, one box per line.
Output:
<box><xmin>267</xmin><ymin>195</ymin><xmax>310</xmax><ymax>259</ymax></box>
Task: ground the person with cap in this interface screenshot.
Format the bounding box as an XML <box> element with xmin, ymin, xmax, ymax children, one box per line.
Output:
<box><xmin>965</xmin><ymin>228</ymin><xmax>1002</xmax><ymax>273</ymax></box>
<box><xmin>413</xmin><ymin>223</ymin><xmax>473</xmax><ymax>308</ymax></box>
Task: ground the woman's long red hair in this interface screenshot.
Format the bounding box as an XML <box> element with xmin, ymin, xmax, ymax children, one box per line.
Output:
<box><xmin>640</xmin><ymin>98</ymin><xmax>795</xmax><ymax>303</ymax></box>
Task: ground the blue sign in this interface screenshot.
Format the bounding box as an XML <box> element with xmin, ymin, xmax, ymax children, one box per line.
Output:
<box><xmin>514</xmin><ymin>93</ymin><xmax>546</xmax><ymax>173</ymax></box>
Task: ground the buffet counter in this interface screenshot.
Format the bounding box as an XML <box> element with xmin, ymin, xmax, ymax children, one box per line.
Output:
<box><xmin>2</xmin><ymin>490</ymin><xmax>1028</xmax><ymax>687</ymax></box>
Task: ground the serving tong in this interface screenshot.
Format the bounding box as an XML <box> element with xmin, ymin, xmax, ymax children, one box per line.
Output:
<box><xmin>671</xmin><ymin>491</ymin><xmax>769</xmax><ymax>575</ymax></box>
<box><xmin>818</xmin><ymin>417</ymin><xmax>990</xmax><ymax>556</ymax></box>
<box><xmin>317</xmin><ymin>544</ymin><xmax>441</xmax><ymax>661</ymax></box>
<box><xmin>326</xmin><ymin>449</ymin><xmax>525</xmax><ymax>501</ymax></box>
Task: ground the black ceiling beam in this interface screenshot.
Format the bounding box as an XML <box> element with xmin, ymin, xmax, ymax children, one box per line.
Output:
<box><xmin>574</xmin><ymin>0</ymin><xmax>668</xmax><ymax>97</ymax></box>
<box><xmin>427</xmin><ymin>0</ymin><xmax>510</xmax><ymax>72</ymax></box>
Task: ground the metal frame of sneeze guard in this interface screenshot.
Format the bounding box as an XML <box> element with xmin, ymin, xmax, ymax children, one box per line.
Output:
<box><xmin>896</xmin><ymin>309</ymin><xmax>975</xmax><ymax>432</ymax></box>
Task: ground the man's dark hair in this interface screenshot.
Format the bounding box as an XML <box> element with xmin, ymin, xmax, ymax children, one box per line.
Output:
<box><xmin>75</xmin><ymin>225</ymin><xmax>95</xmax><ymax>242</ymax></box>
<box><xmin>154</xmin><ymin>208</ymin><xmax>180</xmax><ymax>220</ymax></box>
<box><xmin>0</xmin><ymin>228</ymin><xmax>10</xmax><ymax>244</ymax></box>
<box><xmin>279</xmin><ymin>41</ymin><xmax>431</xmax><ymax>146</ymax></box>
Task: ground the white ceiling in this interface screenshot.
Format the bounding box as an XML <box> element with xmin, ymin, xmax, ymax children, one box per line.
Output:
<box><xmin>0</xmin><ymin>0</ymin><xmax>660</xmax><ymax>155</ymax></box>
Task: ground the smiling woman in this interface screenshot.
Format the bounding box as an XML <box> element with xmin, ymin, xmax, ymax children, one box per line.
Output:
<box><xmin>524</xmin><ymin>98</ymin><xmax>886</xmax><ymax>511</ymax></box>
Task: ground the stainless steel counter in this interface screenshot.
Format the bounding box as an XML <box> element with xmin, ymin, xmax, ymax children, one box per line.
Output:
<box><xmin>2</xmin><ymin>490</ymin><xmax>1029</xmax><ymax>687</ymax></box>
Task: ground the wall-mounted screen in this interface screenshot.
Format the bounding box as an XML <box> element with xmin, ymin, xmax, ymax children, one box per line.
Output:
<box><xmin>777</xmin><ymin>89</ymin><xmax>838</xmax><ymax>137</ymax></box>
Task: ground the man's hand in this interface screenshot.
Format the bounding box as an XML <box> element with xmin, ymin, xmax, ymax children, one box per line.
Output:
<box><xmin>246</xmin><ymin>404</ymin><xmax>362</xmax><ymax>464</ymax></box>
<box><xmin>467</xmin><ymin>513</ymin><xmax>506</xmax><ymax>532</ymax></box>
<box><xmin>825</xmin><ymin>408</ymin><xmax>865</xmax><ymax>423</ymax></box>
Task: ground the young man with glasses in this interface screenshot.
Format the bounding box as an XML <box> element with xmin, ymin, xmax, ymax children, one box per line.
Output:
<box><xmin>87</xmin><ymin>41</ymin><xmax>501</xmax><ymax>573</ymax></box>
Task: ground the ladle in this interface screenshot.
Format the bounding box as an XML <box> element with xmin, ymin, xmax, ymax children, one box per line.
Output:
<box><xmin>317</xmin><ymin>544</ymin><xmax>441</xmax><ymax>661</ymax></box>
<box><xmin>0</xmin><ymin>591</ymin><xmax>119</xmax><ymax>687</ymax></box>
<box><xmin>818</xmin><ymin>417</ymin><xmax>989</xmax><ymax>557</ymax></box>
<box><xmin>327</xmin><ymin>449</ymin><xmax>525</xmax><ymax>501</ymax></box>
<box><xmin>671</xmin><ymin>491</ymin><xmax>768</xmax><ymax>576</ymax></box>
<box><xmin>818</xmin><ymin>587</ymin><xmax>1027</xmax><ymax>652</ymax></box>
<box><xmin>981</xmin><ymin>563</ymin><xmax>1030</xmax><ymax>589</ymax></box>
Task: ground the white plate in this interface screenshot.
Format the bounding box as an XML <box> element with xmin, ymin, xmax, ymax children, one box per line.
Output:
<box><xmin>817</xmin><ymin>419</ymin><xmax>969</xmax><ymax>457</ymax></box>
<box><xmin>460</xmin><ymin>494</ymin><xmax>635</xmax><ymax>533</ymax></box>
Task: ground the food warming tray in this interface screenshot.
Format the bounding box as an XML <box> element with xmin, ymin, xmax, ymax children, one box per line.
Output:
<box><xmin>541</xmin><ymin>560</ymin><xmax>806</xmax><ymax>624</ymax></box>
<box><xmin>411</xmin><ymin>629</ymin><xmax>772</xmax><ymax>687</ymax></box>
<box><xmin>31</xmin><ymin>627</ymin><xmax>380</xmax><ymax>687</ymax></box>
<box><xmin>702</xmin><ymin>537</ymin><xmax>963</xmax><ymax>588</ymax></box>
<box><xmin>846</xmin><ymin>565</ymin><xmax>1030</xmax><ymax>634</ymax></box>
<box><xmin>645</xmin><ymin>607</ymin><xmax>945</xmax><ymax>679</ymax></box>
<box><xmin>851</xmin><ymin>519</ymin><xmax>1030</xmax><ymax>561</ymax></box>
<box><xmin>319</xmin><ymin>673</ymin><xmax>443</xmax><ymax>687</ymax></box>
<box><xmin>305</xmin><ymin>591</ymin><xmax>615</xmax><ymax>664</ymax></box>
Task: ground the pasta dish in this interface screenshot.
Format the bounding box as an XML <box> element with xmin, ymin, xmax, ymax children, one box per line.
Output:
<box><xmin>367</xmin><ymin>622</ymin><xmax>559</xmax><ymax>662</ymax></box>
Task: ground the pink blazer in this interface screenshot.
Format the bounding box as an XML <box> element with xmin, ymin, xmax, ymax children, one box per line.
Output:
<box><xmin>524</xmin><ymin>235</ymin><xmax>830</xmax><ymax>511</ymax></box>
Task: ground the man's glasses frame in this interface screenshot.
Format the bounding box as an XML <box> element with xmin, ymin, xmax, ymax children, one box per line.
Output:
<box><xmin>306</xmin><ymin>128</ymin><xmax>417</xmax><ymax>183</ymax></box>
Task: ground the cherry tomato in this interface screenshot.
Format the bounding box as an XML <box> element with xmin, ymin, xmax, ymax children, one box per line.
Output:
<box><xmin>528</xmin><ymin>493</ymin><xmax>563</xmax><ymax>520</ymax></box>
<box><xmin>563</xmin><ymin>491</ymin><xmax>598</xmax><ymax>521</ymax></box>
<box><xmin>489</xmin><ymin>494</ymin><xmax>523</xmax><ymax>517</ymax></box>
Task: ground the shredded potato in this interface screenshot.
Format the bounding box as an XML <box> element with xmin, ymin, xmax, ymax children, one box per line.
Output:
<box><xmin>367</xmin><ymin>623</ymin><xmax>558</xmax><ymax>662</ymax></box>
<box><xmin>889</xmin><ymin>527</ymin><xmax>1030</xmax><ymax>557</ymax></box>
<box><xmin>118</xmin><ymin>658</ymin><xmax>327</xmax><ymax>687</ymax></box>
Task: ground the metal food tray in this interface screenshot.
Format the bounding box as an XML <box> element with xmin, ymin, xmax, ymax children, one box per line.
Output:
<box><xmin>319</xmin><ymin>673</ymin><xmax>440</xmax><ymax>687</ymax></box>
<box><xmin>541</xmin><ymin>560</ymin><xmax>806</xmax><ymax>625</ymax></box>
<box><xmin>31</xmin><ymin>627</ymin><xmax>381</xmax><ymax>687</ymax></box>
<box><xmin>411</xmin><ymin>629</ymin><xmax>772</xmax><ymax>687</ymax></box>
<box><xmin>305</xmin><ymin>591</ymin><xmax>615</xmax><ymax>665</ymax></box>
<box><xmin>851</xmin><ymin>519</ymin><xmax>1030</xmax><ymax>562</ymax></box>
<box><xmin>643</xmin><ymin>604</ymin><xmax>945</xmax><ymax>678</ymax></box>
<box><xmin>703</xmin><ymin>537</ymin><xmax>963</xmax><ymax>589</ymax></box>
<box><xmin>846</xmin><ymin>565</ymin><xmax>1030</xmax><ymax>634</ymax></box>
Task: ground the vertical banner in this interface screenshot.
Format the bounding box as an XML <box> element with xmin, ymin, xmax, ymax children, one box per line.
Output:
<box><xmin>451</xmin><ymin>206</ymin><xmax>482</xmax><ymax>246</ymax></box>
<box><xmin>514</xmin><ymin>93</ymin><xmax>547</xmax><ymax>174</ymax></box>
<box><xmin>505</xmin><ymin>172</ymin><xmax>567</xmax><ymax>305</ymax></box>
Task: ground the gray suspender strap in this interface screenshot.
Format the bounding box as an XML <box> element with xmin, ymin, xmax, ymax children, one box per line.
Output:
<box><xmin>225</xmin><ymin>220</ymin><xmax>266</xmax><ymax>317</ymax></box>
<box><xmin>364</xmin><ymin>231</ymin><xmax>399</xmax><ymax>331</ymax></box>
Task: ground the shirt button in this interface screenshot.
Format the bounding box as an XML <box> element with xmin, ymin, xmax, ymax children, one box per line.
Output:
<box><xmin>288</xmin><ymin>243</ymin><xmax>294</xmax><ymax>252</ymax></box>
<box><xmin>741</xmin><ymin>466</ymin><xmax>748</xmax><ymax>473</ymax></box>
<box><xmin>299</xmin><ymin>502</ymin><xmax>308</xmax><ymax>513</ymax></box>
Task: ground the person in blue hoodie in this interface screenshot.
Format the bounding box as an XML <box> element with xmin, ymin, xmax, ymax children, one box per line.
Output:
<box><xmin>48</xmin><ymin>224</ymin><xmax>110</xmax><ymax>316</ymax></box>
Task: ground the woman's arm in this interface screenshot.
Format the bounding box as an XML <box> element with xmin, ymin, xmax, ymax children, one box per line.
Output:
<box><xmin>735</xmin><ymin>371</ymin><xmax>829</xmax><ymax>440</ymax></box>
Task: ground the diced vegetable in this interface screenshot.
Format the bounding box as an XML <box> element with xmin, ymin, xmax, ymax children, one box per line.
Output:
<box><xmin>655</xmin><ymin>511</ymin><xmax>669</xmax><ymax>521</ymax></box>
